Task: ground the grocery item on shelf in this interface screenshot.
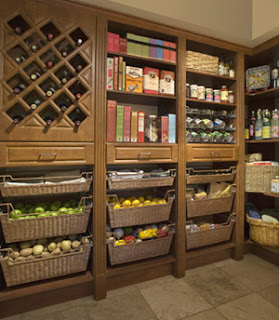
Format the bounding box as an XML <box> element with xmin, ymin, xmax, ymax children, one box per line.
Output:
<box><xmin>246</xmin><ymin>65</ymin><xmax>270</xmax><ymax>92</ymax></box>
<box><xmin>0</xmin><ymin>235</ymin><xmax>92</xmax><ymax>287</ymax></box>
<box><xmin>188</xmin><ymin>83</ymin><xmax>234</xmax><ymax>103</ymax></box>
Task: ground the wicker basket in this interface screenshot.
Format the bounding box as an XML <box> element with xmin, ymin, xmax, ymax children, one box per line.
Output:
<box><xmin>186</xmin><ymin>50</ymin><xmax>219</xmax><ymax>74</ymax></box>
<box><xmin>0</xmin><ymin>242</ymin><xmax>91</xmax><ymax>287</ymax></box>
<box><xmin>186</xmin><ymin>167</ymin><xmax>236</xmax><ymax>184</ymax></box>
<box><xmin>107</xmin><ymin>230</ymin><xmax>174</xmax><ymax>265</ymax></box>
<box><xmin>186</xmin><ymin>189</ymin><xmax>235</xmax><ymax>218</ymax></box>
<box><xmin>0</xmin><ymin>172</ymin><xmax>92</xmax><ymax>197</ymax></box>
<box><xmin>186</xmin><ymin>213</ymin><xmax>236</xmax><ymax>250</ymax></box>
<box><xmin>0</xmin><ymin>197</ymin><xmax>92</xmax><ymax>243</ymax></box>
<box><xmin>245</xmin><ymin>165</ymin><xmax>279</xmax><ymax>193</ymax></box>
<box><xmin>107</xmin><ymin>190</ymin><xmax>174</xmax><ymax>228</ymax></box>
<box><xmin>246</xmin><ymin>214</ymin><xmax>279</xmax><ymax>247</ymax></box>
<box><xmin>107</xmin><ymin>170</ymin><xmax>175</xmax><ymax>190</ymax></box>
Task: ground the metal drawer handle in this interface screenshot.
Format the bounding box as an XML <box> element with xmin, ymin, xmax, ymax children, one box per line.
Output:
<box><xmin>39</xmin><ymin>153</ymin><xmax>57</xmax><ymax>161</ymax></box>
<box><xmin>210</xmin><ymin>152</ymin><xmax>220</xmax><ymax>157</ymax></box>
<box><xmin>138</xmin><ymin>152</ymin><xmax>152</xmax><ymax>159</ymax></box>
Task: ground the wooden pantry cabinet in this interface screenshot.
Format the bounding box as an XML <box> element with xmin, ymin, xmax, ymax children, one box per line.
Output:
<box><xmin>0</xmin><ymin>0</ymin><xmax>250</xmax><ymax>317</ymax></box>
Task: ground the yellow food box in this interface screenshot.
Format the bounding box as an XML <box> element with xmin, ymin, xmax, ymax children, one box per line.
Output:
<box><xmin>126</xmin><ymin>66</ymin><xmax>143</xmax><ymax>93</ymax></box>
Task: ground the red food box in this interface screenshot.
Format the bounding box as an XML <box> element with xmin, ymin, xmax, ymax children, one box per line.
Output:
<box><xmin>158</xmin><ymin>116</ymin><xmax>168</xmax><ymax>143</ymax></box>
<box><xmin>123</xmin><ymin>106</ymin><xmax>131</xmax><ymax>142</ymax></box>
<box><xmin>107</xmin><ymin>32</ymin><xmax>114</xmax><ymax>52</ymax></box>
<box><xmin>113</xmin><ymin>33</ymin><xmax>119</xmax><ymax>52</ymax></box>
<box><xmin>119</xmin><ymin>38</ymin><xmax>127</xmax><ymax>54</ymax></box>
<box><xmin>113</xmin><ymin>57</ymin><xmax>118</xmax><ymax>90</ymax></box>
<box><xmin>107</xmin><ymin>100</ymin><xmax>117</xmax><ymax>142</ymax></box>
<box><xmin>143</xmin><ymin>67</ymin><xmax>159</xmax><ymax>95</ymax></box>
<box><xmin>169</xmin><ymin>42</ymin><xmax>176</xmax><ymax>63</ymax></box>
<box><xmin>163</xmin><ymin>41</ymin><xmax>170</xmax><ymax>61</ymax></box>
<box><xmin>137</xmin><ymin>111</ymin><xmax>145</xmax><ymax>143</ymax></box>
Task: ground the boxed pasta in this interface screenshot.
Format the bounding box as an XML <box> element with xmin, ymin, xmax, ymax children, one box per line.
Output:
<box><xmin>126</xmin><ymin>66</ymin><xmax>143</xmax><ymax>93</ymax></box>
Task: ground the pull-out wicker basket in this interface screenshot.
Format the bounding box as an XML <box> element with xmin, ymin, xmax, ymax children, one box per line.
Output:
<box><xmin>186</xmin><ymin>189</ymin><xmax>235</xmax><ymax>218</ymax></box>
<box><xmin>245</xmin><ymin>165</ymin><xmax>279</xmax><ymax>193</ymax></box>
<box><xmin>186</xmin><ymin>167</ymin><xmax>236</xmax><ymax>184</ymax></box>
<box><xmin>0</xmin><ymin>197</ymin><xmax>92</xmax><ymax>243</ymax></box>
<box><xmin>107</xmin><ymin>169</ymin><xmax>175</xmax><ymax>190</ymax></box>
<box><xmin>107</xmin><ymin>190</ymin><xmax>174</xmax><ymax>228</ymax></box>
<box><xmin>0</xmin><ymin>241</ymin><xmax>91</xmax><ymax>287</ymax></box>
<box><xmin>0</xmin><ymin>172</ymin><xmax>92</xmax><ymax>197</ymax></box>
<box><xmin>186</xmin><ymin>50</ymin><xmax>219</xmax><ymax>74</ymax></box>
<box><xmin>246</xmin><ymin>214</ymin><xmax>279</xmax><ymax>247</ymax></box>
<box><xmin>107</xmin><ymin>230</ymin><xmax>175</xmax><ymax>265</ymax></box>
<box><xmin>186</xmin><ymin>213</ymin><xmax>236</xmax><ymax>250</ymax></box>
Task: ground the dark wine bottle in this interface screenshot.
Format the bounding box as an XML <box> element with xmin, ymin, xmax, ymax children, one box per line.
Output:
<box><xmin>76</xmin><ymin>64</ymin><xmax>83</xmax><ymax>72</ymax></box>
<box><xmin>75</xmin><ymin>93</ymin><xmax>81</xmax><ymax>100</ymax></box>
<box><xmin>71</xmin><ymin>117</ymin><xmax>81</xmax><ymax>126</ymax></box>
<box><xmin>46</xmin><ymin>87</ymin><xmax>56</xmax><ymax>97</ymax></box>
<box><xmin>43</xmin><ymin>117</ymin><xmax>53</xmax><ymax>126</ymax></box>
<box><xmin>31</xmin><ymin>44</ymin><xmax>38</xmax><ymax>52</ymax></box>
<box><xmin>14</xmin><ymin>26</ymin><xmax>22</xmax><ymax>35</ymax></box>
<box><xmin>59</xmin><ymin>104</ymin><xmax>68</xmax><ymax>112</ymax></box>
<box><xmin>12</xmin><ymin>115</ymin><xmax>24</xmax><ymax>124</ymax></box>
<box><xmin>47</xmin><ymin>33</ymin><xmax>54</xmax><ymax>41</ymax></box>
<box><xmin>46</xmin><ymin>61</ymin><xmax>53</xmax><ymax>69</ymax></box>
<box><xmin>76</xmin><ymin>38</ymin><xmax>83</xmax><ymax>46</ymax></box>
<box><xmin>13</xmin><ymin>83</ymin><xmax>26</xmax><ymax>94</ymax></box>
<box><xmin>30</xmin><ymin>99</ymin><xmax>41</xmax><ymax>110</ymax></box>
<box><xmin>30</xmin><ymin>72</ymin><xmax>41</xmax><ymax>81</ymax></box>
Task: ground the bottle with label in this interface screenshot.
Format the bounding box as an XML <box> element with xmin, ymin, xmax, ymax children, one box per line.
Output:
<box><xmin>224</xmin><ymin>58</ymin><xmax>230</xmax><ymax>76</ymax></box>
<box><xmin>271</xmin><ymin>60</ymin><xmax>279</xmax><ymax>88</ymax></box>
<box><xmin>40</xmin><ymin>107</ymin><xmax>58</xmax><ymax>127</ymax></box>
<box><xmin>271</xmin><ymin>176</ymin><xmax>279</xmax><ymax>193</ymax></box>
<box><xmin>255</xmin><ymin>109</ymin><xmax>263</xmax><ymax>140</ymax></box>
<box><xmin>13</xmin><ymin>83</ymin><xmax>26</xmax><ymax>94</ymax></box>
<box><xmin>262</xmin><ymin>109</ymin><xmax>271</xmax><ymax>139</ymax></box>
<box><xmin>245</xmin><ymin>116</ymin><xmax>249</xmax><ymax>140</ymax></box>
<box><xmin>220</xmin><ymin>85</ymin><xmax>229</xmax><ymax>102</ymax></box>
<box><xmin>271</xmin><ymin>109</ymin><xmax>279</xmax><ymax>139</ymax></box>
<box><xmin>218</xmin><ymin>58</ymin><xmax>224</xmax><ymax>76</ymax></box>
<box><xmin>249</xmin><ymin>110</ymin><xmax>256</xmax><ymax>140</ymax></box>
<box><xmin>229</xmin><ymin>59</ymin><xmax>235</xmax><ymax>78</ymax></box>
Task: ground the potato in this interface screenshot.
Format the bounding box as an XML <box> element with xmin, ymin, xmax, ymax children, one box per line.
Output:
<box><xmin>72</xmin><ymin>240</ymin><xmax>81</xmax><ymax>249</ymax></box>
<box><xmin>44</xmin><ymin>245</ymin><xmax>48</xmax><ymax>252</ymax></box>
<box><xmin>33</xmin><ymin>244</ymin><xmax>44</xmax><ymax>256</ymax></box>
<box><xmin>37</xmin><ymin>238</ymin><xmax>47</xmax><ymax>245</ymax></box>
<box><xmin>56</xmin><ymin>242</ymin><xmax>62</xmax><ymax>249</ymax></box>
<box><xmin>51</xmin><ymin>247</ymin><xmax>61</xmax><ymax>255</ymax></box>
<box><xmin>68</xmin><ymin>234</ymin><xmax>78</xmax><ymax>241</ymax></box>
<box><xmin>11</xmin><ymin>251</ymin><xmax>20</xmax><ymax>259</ymax></box>
<box><xmin>20</xmin><ymin>241</ymin><xmax>32</xmax><ymax>250</ymax></box>
<box><xmin>48</xmin><ymin>242</ymin><xmax>56</xmax><ymax>252</ymax></box>
<box><xmin>41</xmin><ymin>252</ymin><xmax>50</xmax><ymax>258</ymax></box>
<box><xmin>81</xmin><ymin>238</ymin><xmax>90</xmax><ymax>245</ymax></box>
<box><xmin>26</xmin><ymin>255</ymin><xmax>35</xmax><ymax>261</ymax></box>
<box><xmin>16</xmin><ymin>256</ymin><xmax>26</xmax><ymax>262</ymax></box>
<box><xmin>61</xmin><ymin>240</ymin><xmax>71</xmax><ymax>251</ymax></box>
<box><xmin>20</xmin><ymin>248</ymin><xmax>33</xmax><ymax>257</ymax></box>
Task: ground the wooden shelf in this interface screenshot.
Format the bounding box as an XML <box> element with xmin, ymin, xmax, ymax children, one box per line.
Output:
<box><xmin>107</xmin><ymin>51</ymin><xmax>176</xmax><ymax>68</ymax></box>
<box><xmin>107</xmin><ymin>89</ymin><xmax>176</xmax><ymax>105</ymax></box>
<box><xmin>246</xmin><ymin>87</ymin><xmax>279</xmax><ymax>99</ymax></box>
<box><xmin>0</xmin><ymin>272</ymin><xmax>93</xmax><ymax>318</ymax></box>
<box><xmin>246</xmin><ymin>139</ymin><xmax>279</xmax><ymax>143</ymax></box>
<box><xmin>186</xmin><ymin>69</ymin><xmax>236</xmax><ymax>81</ymax></box>
<box><xmin>246</xmin><ymin>240</ymin><xmax>279</xmax><ymax>267</ymax></box>
<box><xmin>264</xmin><ymin>192</ymin><xmax>279</xmax><ymax>198</ymax></box>
<box><xmin>186</xmin><ymin>97</ymin><xmax>236</xmax><ymax>107</ymax></box>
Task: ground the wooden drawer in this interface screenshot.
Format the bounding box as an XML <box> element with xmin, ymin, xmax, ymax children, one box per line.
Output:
<box><xmin>0</xmin><ymin>143</ymin><xmax>94</xmax><ymax>167</ymax></box>
<box><xmin>186</xmin><ymin>144</ymin><xmax>238</xmax><ymax>162</ymax></box>
<box><xmin>107</xmin><ymin>143</ymin><xmax>178</xmax><ymax>164</ymax></box>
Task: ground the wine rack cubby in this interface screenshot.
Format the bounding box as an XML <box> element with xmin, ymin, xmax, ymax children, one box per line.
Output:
<box><xmin>0</xmin><ymin>10</ymin><xmax>95</xmax><ymax>142</ymax></box>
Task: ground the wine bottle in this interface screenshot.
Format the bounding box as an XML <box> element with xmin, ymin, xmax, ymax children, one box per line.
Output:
<box><xmin>43</xmin><ymin>117</ymin><xmax>53</xmax><ymax>126</ymax></box>
<box><xmin>255</xmin><ymin>109</ymin><xmax>263</xmax><ymax>140</ymax></box>
<box><xmin>14</xmin><ymin>26</ymin><xmax>22</xmax><ymax>35</ymax></box>
<box><xmin>75</xmin><ymin>92</ymin><xmax>81</xmax><ymax>99</ymax></box>
<box><xmin>71</xmin><ymin>117</ymin><xmax>81</xmax><ymax>126</ymax></box>
<box><xmin>46</xmin><ymin>61</ymin><xmax>53</xmax><ymax>69</ymax></box>
<box><xmin>31</xmin><ymin>44</ymin><xmax>38</xmax><ymax>52</ymax></box>
<box><xmin>46</xmin><ymin>87</ymin><xmax>56</xmax><ymax>97</ymax></box>
<box><xmin>30</xmin><ymin>99</ymin><xmax>41</xmax><ymax>110</ymax></box>
<box><xmin>271</xmin><ymin>109</ymin><xmax>279</xmax><ymax>139</ymax></box>
<box><xmin>12</xmin><ymin>115</ymin><xmax>24</xmax><ymax>124</ymax></box>
<box><xmin>262</xmin><ymin>109</ymin><xmax>271</xmax><ymax>139</ymax></box>
<box><xmin>76</xmin><ymin>64</ymin><xmax>83</xmax><ymax>72</ymax></box>
<box><xmin>13</xmin><ymin>83</ymin><xmax>26</xmax><ymax>94</ymax></box>
<box><xmin>30</xmin><ymin>72</ymin><xmax>41</xmax><ymax>81</ymax></box>
<box><xmin>59</xmin><ymin>104</ymin><xmax>68</xmax><ymax>112</ymax></box>
<box><xmin>15</xmin><ymin>55</ymin><xmax>25</xmax><ymax>64</ymax></box>
<box><xmin>47</xmin><ymin>33</ymin><xmax>54</xmax><ymax>41</ymax></box>
<box><xmin>76</xmin><ymin>38</ymin><xmax>83</xmax><ymax>46</ymax></box>
<box><xmin>249</xmin><ymin>110</ymin><xmax>256</xmax><ymax>140</ymax></box>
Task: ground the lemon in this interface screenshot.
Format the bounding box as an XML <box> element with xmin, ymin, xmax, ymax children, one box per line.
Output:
<box><xmin>119</xmin><ymin>197</ymin><xmax>125</xmax><ymax>204</ymax></box>
<box><xmin>132</xmin><ymin>199</ymin><xmax>140</xmax><ymax>206</ymax></box>
<box><xmin>146</xmin><ymin>195</ymin><xmax>153</xmax><ymax>201</ymax></box>
<box><xmin>138</xmin><ymin>196</ymin><xmax>145</xmax><ymax>203</ymax></box>
<box><xmin>114</xmin><ymin>203</ymin><xmax>121</xmax><ymax>209</ymax></box>
<box><xmin>138</xmin><ymin>203</ymin><xmax>144</xmax><ymax>206</ymax></box>
<box><xmin>126</xmin><ymin>197</ymin><xmax>133</xmax><ymax>202</ymax></box>
<box><xmin>143</xmin><ymin>200</ymin><xmax>151</xmax><ymax>206</ymax></box>
<box><xmin>152</xmin><ymin>198</ymin><xmax>160</xmax><ymax>202</ymax></box>
<box><xmin>150</xmin><ymin>201</ymin><xmax>157</xmax><ymax>205</ymax></box>
<box><xmin>130</xmin><ymin>196</ymin><xmax>137</xmax><ymax>201</ymax></box>
<box><xmin>157</xmin><ymin>199</ymin><xmax>166</xmax><ymax>204</ymax></box>
<box><xmin>122</xmin><ymin>200</ymin><xmax>131</xmax><ymax>207</ymax></box>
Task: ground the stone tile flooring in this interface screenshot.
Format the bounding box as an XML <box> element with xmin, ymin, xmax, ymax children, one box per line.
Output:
<box><xmin>3</xmin><ymin>254</ymin><xmax>279</xmax><ymax>320</ymax></box>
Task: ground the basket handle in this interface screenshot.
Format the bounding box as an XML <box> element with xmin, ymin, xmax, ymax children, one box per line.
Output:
<box><xmin>164</xmin><ymin>189</ymin><xmax>175</xmax><ymax>200</ymax></box>
<box><xmin>78</xmin><ymin>196</ymin><xmax>93</xmax><ymax>208</ymax></box>
<box><xmin>106</xmin><ymin>169</ymin><xmax>175</xmax><ymax>179</ymax></box>
<box><xmin>186</xmin><ymin>166</ymin><xmax>236</xmax><ymax>175</ymax></box>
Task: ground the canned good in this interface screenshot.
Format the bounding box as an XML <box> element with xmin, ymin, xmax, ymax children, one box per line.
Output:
<box><xmin>213</xmin><ymin>119</ymin><xmax>226</xmax><ymax>130</ymax></box>
<box><xmin>190</xmin><ymin>131</ymin><xmax>200</xmax><ymax>142</ymax></box>
<box><xmin>271</xmin><ymin>176</ymin><xmax>279</xmax><ymax>193</ymax></box>
<box><xmin>144</xmin><ymin>115</ymin><xmax>158</xmax><ymax>142</ymax></box>
<box><xmin>190</xmin><ymin>84</ymin><xmax>198</xmax><ymax>99</ymax></box>
<box><xmin>202</xmin><ymin>119</ymin><xmax>214</xmax><ymax>129</ymax></box>
<box><xmin>186</xmin><ymin>131</ymin><xmax>192</xmax><ymax>142</ymax></box>
<box><xmin>228</xmin><ymin>91</ymin><xmax>235</xmax><ymax>104</ymax></box>
<box><xmin>223</xmin><ymin>132</ymin><xmax>234</xmax><ymax>143</ymax></box>
<box><xmin>186</xmin><ymin>117</ymin><xmax>196</xmax><ymax>129</ymax></box>
<box><xmin>195</xmin><ymin>118</ymin><xmax>206</xmax><ymax>130</ymax></box>
<box><xmin>197</xmin><ymin>86</ymin><xmax>205</xmax><ymax>100</ymax></box>
<box><xmin>205</xmin><ymin>88</ymin><xmax>213</xmax><ymax>101</ymax></box>
<box><xmin>213</xmin><ymin>89</ymin><xmax>221</xmax><ymax>102</ymax></box>
<box><xmin>199</xmin><ymin>131</ymin><xmax>210</xmax><ymax>143</ymax></box>
<box><xmin>212</xmin><ymin>131</ymin><xmax>225</xmax><ymax>143</ymax></box>
<box><xmin>186</xmin><ymin>83</ymin><xmax>190</xmax><ymax>98</ymax></box>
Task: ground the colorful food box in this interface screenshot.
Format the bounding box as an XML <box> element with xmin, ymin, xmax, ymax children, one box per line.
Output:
<box><xmin>126</xmin><ymin>66</ymin><xmax>143</xmax><ymax>93</ymax></box>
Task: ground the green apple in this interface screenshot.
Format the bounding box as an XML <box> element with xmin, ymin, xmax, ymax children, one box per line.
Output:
<box><xmin>58</xmin><ymin>207</ymin><xmax>68</xmax><ymax>214</ymax></box>
<box><xmin>37</xmin><ymin>213</ymin><xmax>49</xmax><ymax>218</ymax></box>
<box><xmin>10</xmin><ymin>210</ymin><xmax>21</xmax><ymax>219</ymax></box>
<box><xmin>51</xmin><ymin>212</ymin><xmax>58</xmax><ymax>217</ymax></box>
<box><xmin>37</xmin><ymin>202</ymin><xmax>49</xmax><ymax>210</ymax></box>
<box><xmin>67</xmin><ymin>208</ymin><xmax>76</xmax><ymax>214</ymax></box>
<box><xmin>78</xmin><ymin>206</ymin><xmax>84</xmax><ymax>213</ymax></box>
<box><xmin>24</xmin><ymin>215</ymin><xmax>36</xmax><ymax>219</ymax></box>
<box><xmin>50</xmin><ymin>201</ymin><xmax>61</xmax><ymax>211</ymax></box>
<box><xmin>35</xmin><ymin>207</ymin><xmax>45</xmax><ymax>213</ymax></box>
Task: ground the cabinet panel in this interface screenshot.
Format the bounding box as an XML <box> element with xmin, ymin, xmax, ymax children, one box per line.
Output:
<box><xmin>186</xmin><ymin>144</ymin><xmax>238</xmax><ymax>162</ymax></box>
<box><xmin>0</xmin><ymin>0</ymin><xmax>95</xmax><ymax>142</ymax></box>
<box><xmin>107</xmin><ymin>143</ymin><xmax>178</xmax><ymax>164</ymax></box>
<box><xmin>0</xmin><ymin>142</ymin><xmax>94</xmax><ymax>166</ymax></box>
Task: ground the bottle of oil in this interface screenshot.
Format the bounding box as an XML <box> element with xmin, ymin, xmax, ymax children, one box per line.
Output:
<box><xmin>255</xmin><ymin>109</ymin><xmax>263</xmax><ymax>140</ymax></box>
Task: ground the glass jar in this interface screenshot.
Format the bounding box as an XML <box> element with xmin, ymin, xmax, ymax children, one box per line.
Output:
<box><xmin>186</xmin><ymin>83</ymin><xmax>190</xmax><ymax>98</ymax></box>
<box><xmin>221</xmin><ymin>85</ymin><xmax>229</xmax><ymax>102</ymax></box>
<box><xmin>228</xmin><ymin>91</ymin><xmax>235</xmax><ymax>104</ymax></box>
<box><xmin>144</xmin><ymin>115</ymin><xmax>158</xmax><ymax>142</ymax></box>
<box><xmin>190</xmin><ymin>84</ymin><xmax>198</xmax><ymax>99</ymax></box>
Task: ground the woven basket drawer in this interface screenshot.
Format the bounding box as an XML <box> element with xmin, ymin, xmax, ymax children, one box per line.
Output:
<box><xmin>0</xmin><ymin>244</ymin><xmax>91</xmax><ymax>287</ymax></box>
<box><xmin>186</xmin><ymin>167</ymin><xmax>236</xmax><ymax>184</ymax></box>
<box><xmin>108</xmin><ymin>231</ymin><xmax>174</xmax><ymax>265</ymax></box>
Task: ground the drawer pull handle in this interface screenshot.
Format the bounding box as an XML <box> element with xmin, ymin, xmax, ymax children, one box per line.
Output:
<box><xmin>210</xmin><ymin>152</ymin><xmax>220</xmax><ymax>157</ymax></box>
<box><xmin>38</xmin><ymin>153</ymin><xmax>57</xmax><ymax>161</ymax></box>
<box><xmin>138</xmin><ymin>152</ymin><xmax>152</xmax><ymax>159</ymax></box>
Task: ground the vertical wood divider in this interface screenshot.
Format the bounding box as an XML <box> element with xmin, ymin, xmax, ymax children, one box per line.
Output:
<box><xmin>93</xmin><ymin>14</ymin><xmax>107</xmax><ymax>299</ymax></box>
<box><xmin>174</xmin><ymin>35</ymin><xmax>187</xmax><ymax>276</ymax></box>
<box><xmin>233</xmin><ymin>52</ymin><xmax>245</xmax><ymax>260</ymax></box>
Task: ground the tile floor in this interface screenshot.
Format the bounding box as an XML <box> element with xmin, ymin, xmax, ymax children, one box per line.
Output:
<box><xmin>3</xmin><ymin>254</ymin><xmax>279</xmax><ymax>320</ymax></box>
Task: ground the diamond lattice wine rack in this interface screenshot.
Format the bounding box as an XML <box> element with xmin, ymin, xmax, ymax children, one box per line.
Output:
<box><xmin>0</xmin><ymin>8</ymin><xmax>95</xmax><ymax>142</ymax></box>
